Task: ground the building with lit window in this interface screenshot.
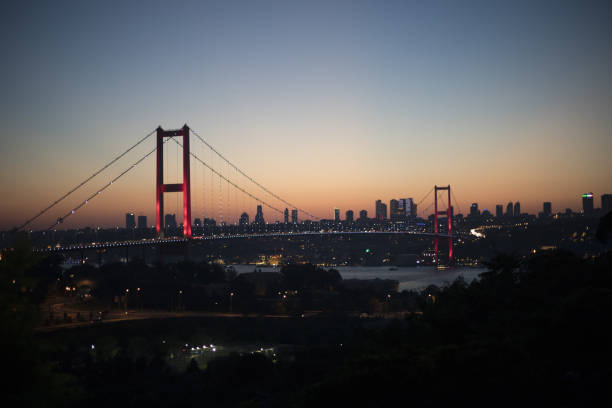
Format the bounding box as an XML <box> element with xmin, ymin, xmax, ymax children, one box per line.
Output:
<box><xmin>291</xmin><ymin>209</ymin><xmax>298</xmax><ymax>224</ymax></box>
<box><xmin>513</xmin><ymin>202</ymin><xmax>521</xmax><ymax>217</ymax></box>
<box><xmin>470</xmin><ymin>203</ymin><xmax>479</xmax><ymax>217</ymax></box>
<box><xmin>359</xmin><ymin>210</ymin><xmax>368</xmax><ymax>220</ymax></box>
<box><xmin>345</xmin><ymin>210</ymin><xmax>354</xmax><ymax>223</ymax></box>
<box><xmin>375</xmin><ymin>200</ymin><xmax>387</xmax><ymax>220</ymax></box>
<box><xmin>255</xmin><ymin>205</ymin><xmax>265</xmax><ymax>224</ymax></box>
<box><xmin>239</xmin><ymin>212</ymin><xmax>250</xmax><ymax>226</ymax></box>
<box><xmin>582</xmin><ymin>193</ymin><xmax>594</xmax><ymax>215</ymax></box>
<box><xmin>125</xmin><ymin>213</ymin><xmax>136</xmax><ymax>229</ymax></box>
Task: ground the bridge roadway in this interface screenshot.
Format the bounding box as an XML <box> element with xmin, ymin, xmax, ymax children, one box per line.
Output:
<box><xmin>34</xmin><ymin>230</ymin><xmax>456</xmax><ymax>253</ymax></box>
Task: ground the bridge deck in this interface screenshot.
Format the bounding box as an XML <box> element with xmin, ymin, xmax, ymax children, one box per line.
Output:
<box><xmin>34</xmin><ymin>230</ymin><xmax>456</xmax><ymax>252</ymax></box>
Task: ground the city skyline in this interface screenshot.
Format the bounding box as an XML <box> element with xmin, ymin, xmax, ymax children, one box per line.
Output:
<box><xmin>1</xmin><ymin>1</ymin><xmax>611</xmax><ymax>230</ymax></box>
<box><xmin>1</xmin><ymin>143</ymin><xmax>611</xmax><ymax>230</ymax></box>
<box><xmin>88</xmin><ymin>191</ymin><xmax>612</xmax><ymax>231</ymax></box>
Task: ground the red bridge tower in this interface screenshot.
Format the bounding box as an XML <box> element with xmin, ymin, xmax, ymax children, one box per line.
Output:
<box><xmin>156</xmin><ymin>125</ymin><xmax>192</xmax><ymax>238</ymax></box>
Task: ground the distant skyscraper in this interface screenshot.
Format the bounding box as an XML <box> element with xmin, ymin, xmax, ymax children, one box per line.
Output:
<box><xmin>291</xmin><ymin>209</ymin><xmax>298</xmax><ymax>224</ymax></box>
<box><xmin>359</xmin><ymin>210</ymin><xmax>368</xmax><ymax>220</ymax></box>
<box><xmin>345</xmin><ymin>210</ymin><xmax>354</xmax><ymax>223</ymax></box>
<box><xmin>399</xmin><ymin>198</ymin><xmax>415</xmax><ymax>219</ymax></box>
<box><xmin>194</xmin><ymin>218</ymin><xmax>202</xmax><ymax>227</ymax></box>
<box><xmin>125</xmin><ymin>213</ymin><xmax>136</xmax><ymax>229</ymax></box>
<box><xmin>254</xmin><ymin>205</ymin><xmax>265</xmax><ymax>224</ymax></box>
<box><xmin>284</xmin><ymin>208</ymin><xmax>289</xmax><ymax>223</ymax></box>
<box><xmin>513</xmin><ymin>202</ymin><xmax>521</xmax><ymax>217</ymax></box>
<box><xmin>375</xmin><ymin>200</ymin><xmax>387</xmax><ymax>220</ymax></box>
<box><xmin>543</xmin><ymin>202</ymin><xmax>552</xmax><ymax>217</ymax></box>
<box><xmin>495</xmin><ymin>205</ymin><xmax>503</xmax><ymax>218</ymax></box>
<box><xmin>602</xmin><ymin>194</ymin><xmax>612</xmax><ymax>215</ymax></box>
<box><xmin>389</xmin><ymin>199</ymin><xmax>405</xmax><ymax>221</ymax></box>
<box><xmin>470</xmin><ymin>203</ymin><xmax>479</xmax><ymax>217</ymax></box>
<box><xmin>506</xmin><ymin>202</ymin><xmax>513</xmax><ymax>217</ymax></box>
<box><xmin>137</xmin><ymin>215</ymin><xmax>147</xmax><ymax>229</ymax></box>
<box><xmin>582</xmin><ymin>193</ymin><xmax>594</xmax><ymax>215</ymax></box>
<box><xmin>164</xmin><ymin>214</ymin><xmax>177</xmax><ymax>229</ymax></box>
<box><xmin>239</xmin><ymin>212</ymin><xmax>249</xmax><ymax>226</ymax></box>
<box><xmin>334</xmin><ymin>208</ymin><xmax>340</xmax><ymax>222</ymax></box>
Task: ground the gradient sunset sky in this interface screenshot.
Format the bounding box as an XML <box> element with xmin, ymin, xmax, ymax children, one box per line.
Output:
<box><xmin>1</xmin><ymin>0</ymin><xmax>611</xmax><ymax>230</ymax></box>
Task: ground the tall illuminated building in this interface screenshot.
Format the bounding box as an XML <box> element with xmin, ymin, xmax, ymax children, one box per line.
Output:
<box><xmin>284</xmin><ymin>208</ymin><xmax>289</xmax><ymax>223</ymax></box>
<box><xmin>390</xmin><ymin>199</ymin><xmax>405</xmax><ymax>221</ymax></box>
<box><xmin>399</xmin><ymin>198</ymin><xmax>415</xmax><ymax>219</ymax></box>
<box><xmin>125</xmin><ymin>213</ymin><xmax>136</xmax><ymax>229</ymax></box>
<box><xmin>506</xmin><ymin>202</ymin><xmax>513</xmax><ymax>217</ymax></box>
<box><xmin>137</xmin><ymin>215</ymin><xmax>147</xmax><ymax>229</ymax></box>
<box><xmin>543</xmin><ymin>202</ymin><xmax>552</xmax><ymax>217</ymax></box>
<box><xmin>582</xmin><ymin>193</ymin><xmax>594</xmax><ymax>215</ymax></box>
<box><xmin>239</xmin><ymin>212</ymin><xmax>249</xmax><ymax>226</ymax></box>
<box><xmin>375</xmin><ymin>200</ymin><xmax>387</xmax><ymax>220</ymax></box>
<box><xmin>334</xmin><ymin>208</ymin><xmax>340</xmax><ymax>222</ymax></box>
<box><xmin>164</xmin><ymin>213</ymin><xmax>177</xmax><ymax>229</ymax></box>
<box><xmin>470</xmin><ymin>203</ymin><xmax>479</xmax><ymax>216</ymax></box>
<box><xmin>291</xmin><ymin>209</ymin><xmax>298</xmax><ymax>224</ymax></box>
<box><xmin>513</xmin><ymin>202</ymin><xmax>521</xmax><ymax>217</ymax></box>
<box><xmin>254</xmin><ymin>205</ymin><xmax>265</xmax><ymax>224</ymax></box>
<box><xmin>345</xmin><ymin>210</ymin><xmax>354</xmax><ymax>223</ymax></box>
<box><xmin>495</xmin><ymin>205</ymin><xmax>503</xmax><ymax>218</ymax></box>
<box><xmin>359</xmin><ymin>210</ymin><xmax>368</xmax><ymax>220</ymax></box>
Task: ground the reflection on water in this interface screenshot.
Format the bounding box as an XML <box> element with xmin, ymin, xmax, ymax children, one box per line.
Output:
<box><xmin>231</xmin><ymin>265</ymin><xmax>487</xmax><ymax>292</ymax></box>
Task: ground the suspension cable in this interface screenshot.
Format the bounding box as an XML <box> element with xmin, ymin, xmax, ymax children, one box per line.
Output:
<box><xmin>416</xmin><ymin>186</ymin><xmax>435</xmax><ymax>207</ymax></box>
<box><xmin>48</xmin><ymin>138</ymin><xmax>166</xmax><ymax>230</ymax></box>
<box><xmin>190</xmin><ymin>128</ymin><xmax>319</xmax><ymax>220</ymax></box>
<box><xmin>451</xmin><ymin>190</ymin><xmax>463</xmax><ymax>215</ymax></box>
<box><xmin>170</xmin><ymin>138</ymin><xmax>284</xmax><ymax>215</ymax></box>
<box><xmin>19</xmin><ymin>129</ymin><xmax>156</xmax><ymax>231</ymax></box>
<box><xmin>420</xmin><ymin>201</ymin><xmax>435</xmax><ymax>218</ymax></box>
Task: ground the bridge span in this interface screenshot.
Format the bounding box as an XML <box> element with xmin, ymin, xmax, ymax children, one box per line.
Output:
<box><xmin>18</xmin><ymin>124</ymin><xmax>458</xmax><ymax>263</ymax></box>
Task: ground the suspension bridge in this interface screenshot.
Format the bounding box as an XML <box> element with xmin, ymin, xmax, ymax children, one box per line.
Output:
<box><xmin>15</xmin><ymin>125</ymin><xmax>460</xmax><ymax>264</ymax></box>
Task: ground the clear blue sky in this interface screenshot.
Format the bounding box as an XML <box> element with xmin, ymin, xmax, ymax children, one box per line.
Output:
<box><xmin>1</xmin><ymin>0</ymin><xmax>611</xmax><ymax>229</ymax></box>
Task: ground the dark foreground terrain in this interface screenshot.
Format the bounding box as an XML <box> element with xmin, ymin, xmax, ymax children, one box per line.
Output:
<box><xmin>2</xmin><ymin>234</ymin><xmax>612</xmax><ymax>407</ymax></box>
